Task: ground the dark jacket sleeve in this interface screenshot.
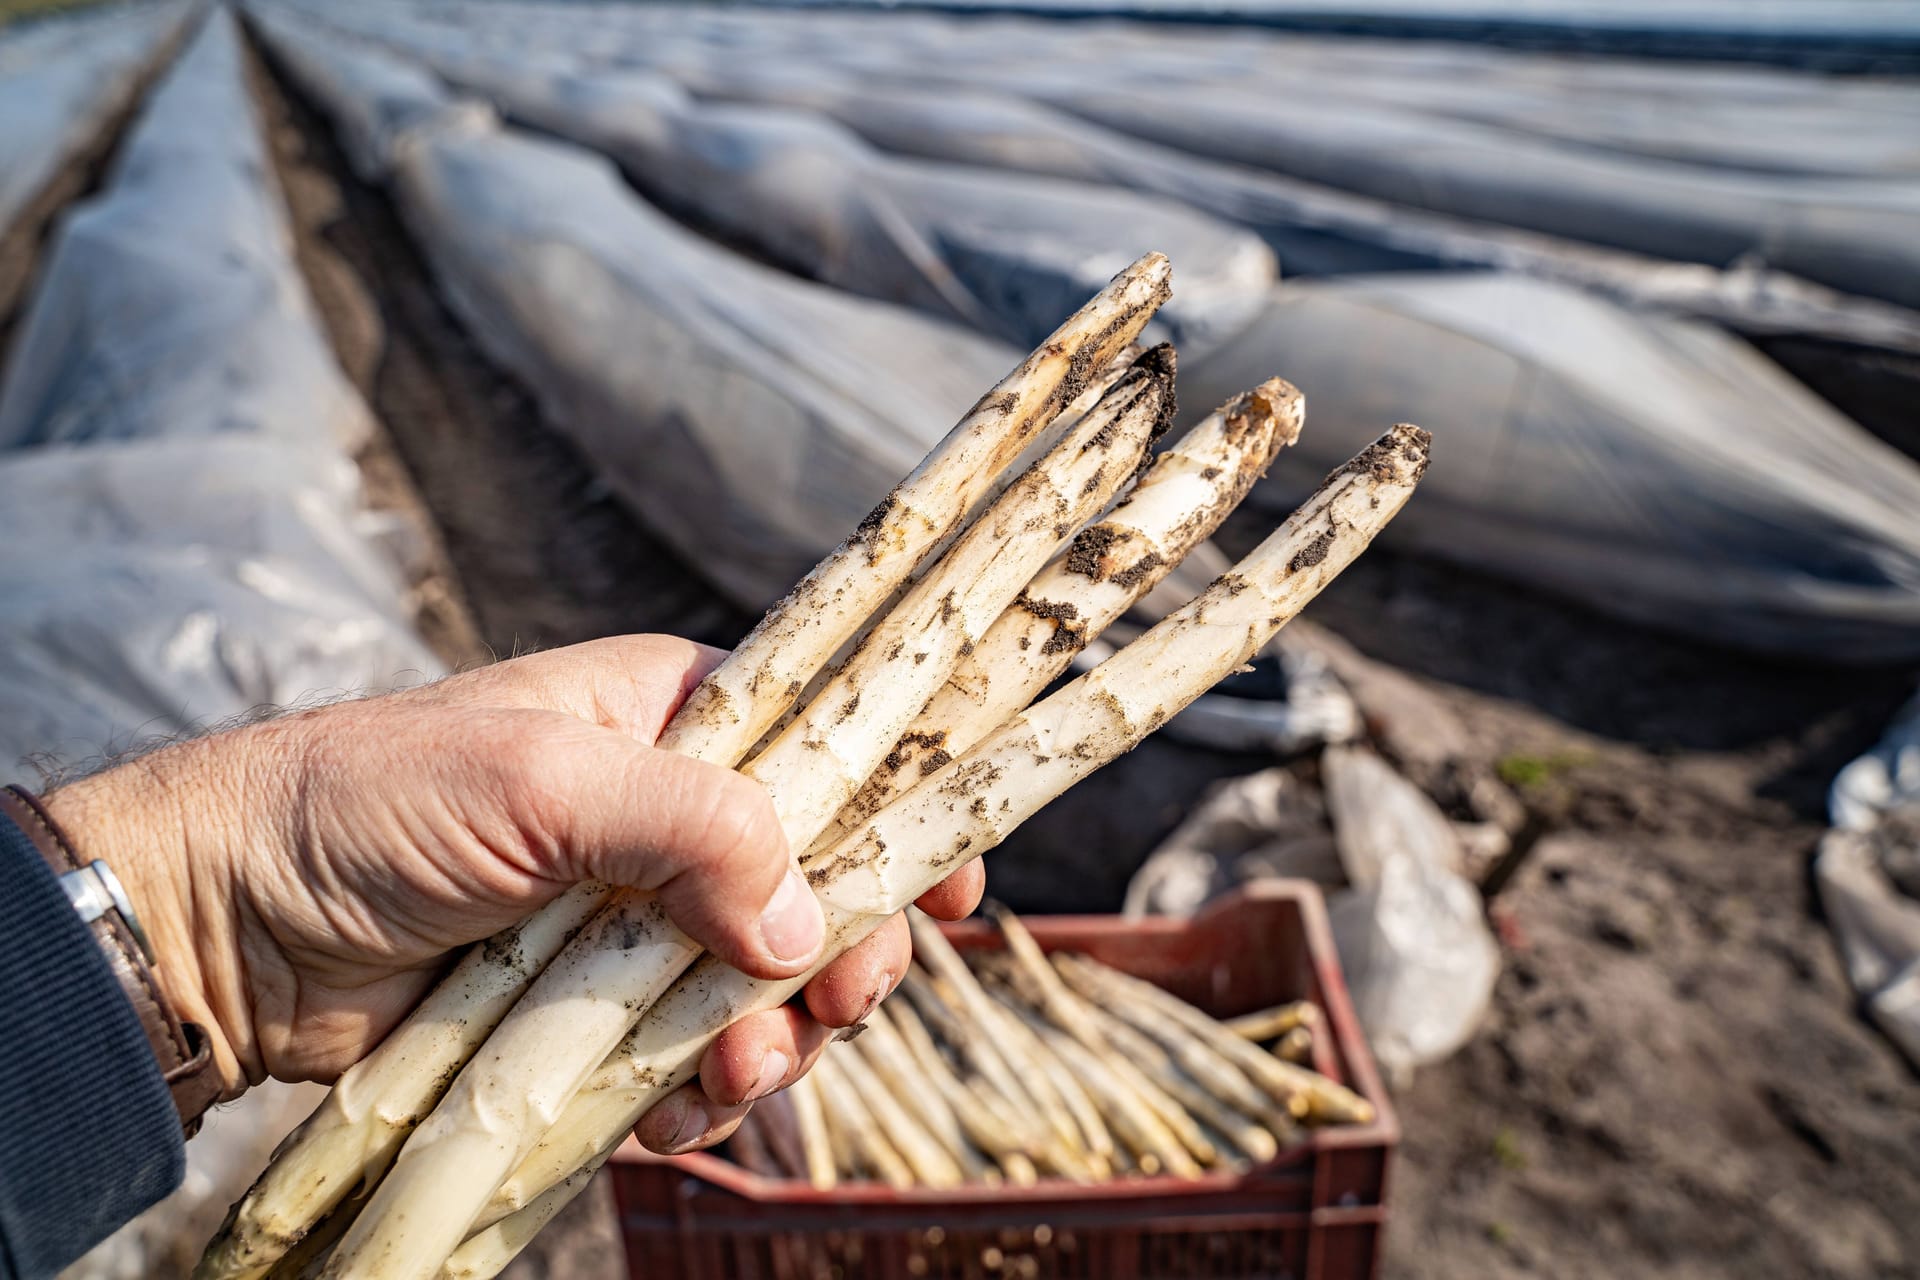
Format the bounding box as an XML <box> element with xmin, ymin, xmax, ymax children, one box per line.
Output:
<box><xmin>0</xmin><ymin>808</ymin><xmax>185</xmax><ymax>1280</ymax></box>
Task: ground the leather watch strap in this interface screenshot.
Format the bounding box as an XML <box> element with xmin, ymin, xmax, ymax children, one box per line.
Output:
<box><xmin>0</xmin><ymin>785</ymin><xmax>225</xmax><ymax>1136</ymax></box>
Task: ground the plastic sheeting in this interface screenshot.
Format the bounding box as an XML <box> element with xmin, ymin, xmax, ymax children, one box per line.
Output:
<box><xmin>1184</xmin><ymin>273</ymin><xmax>1920</xmax><ymax>662</ymax></box>
<box><xmin>356</xmin><ymin>4</ymin><xmax>1920</xmax><ymax>183</ymax></box>
<box><xmin>0</xmin><ymin>434</ymin><xmax>426</xmax><ymax>620</ymax></box>
<box><xmin>248</xmin><ymin>9</ymin><xmax>1031</xmax><ymax>610</ymax></box>
<box><xmin>0</xmin><ymin>16</ymin><xmax>441</xmax><ymax>1275</ymax></box>
<box><xmin>1833</xmin><ymin>693</ymin><xmax>1920</xmax><ymax>834</ymax></box>
<box><xmin>0</xmin><ymin>12</ymin><xmax>439</xmax><ymax>771</ymax></box>
<box><xmin>0</xmin><ymin>10</ymin><xmax>373</xmax><ymax>453</ymax></box>
<box><xmin>271</xmin><ymin>0</ymin><xmax>1920</xmax><ymax>656</ymax></box>
<box><xmin>0</xmin><ymin>5</ymin><xmax>186</xmax><ymax>238</ymax></box>
<box><xmin>1820</xmin><ymin>695</ymin><xmax>1920</xmax><ymax>1068</ymax></box>
<box><xmin>1322</xmin><ymin>746</ymin><xmax>1499</xmax><ymax>1082</ymax></box>
<box><xmin>638</xmin><ymin>60</ymin><xmax>1920</xmax><ymax>353</ymax></box>
<box><xmin>638</xmin><ymin>9</ymin><xmax>1920</xmax><ymax>179</ymax></box>
<box><xmin>292</xmin><ymin>2</ymin><xmax>1920</xmax><ymax>185</ymax></box>
<box><xmin>247</xmin><ymin>6</ymin><xmax>493</xmax><ymax>182</ymax></box>
<box><xmin>1024</xmin><ymin>82</ymin><xmax>1920</xmax><ymax>311</ymax></box>
<box><xmin>293</xmin><ymin>4</ymin><xmax>1920</xmax><ymax>351</ymax></box>
<box><xmin>0</xmin><ymin>12</ymin><xmax>441</xmax><ymax>773</ymax></box>
<box><xmin>321</xmin><ymin>28</ymin><xmax>1275</xmax><ymax>352</ymax></box>
<box><xmin>1124</xmin><ymin>750</ymin><xmax>1499</xmax><ymax>1082</ymax></box>
<box><xmin>383</xmin><ymin>113</ymin><xmax>1020</xmax><ymax>607</ymax></box>
<box><xmin>0</xmin><ymin>444</ymin><xmax>440</xmax><ymax>778</ymax></box>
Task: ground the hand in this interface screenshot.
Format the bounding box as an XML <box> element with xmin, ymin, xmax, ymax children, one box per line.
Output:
<box><xmin>44</xmin><ymin>635</ymin><xmax>983</xmax><ymax>1153</ymax></box>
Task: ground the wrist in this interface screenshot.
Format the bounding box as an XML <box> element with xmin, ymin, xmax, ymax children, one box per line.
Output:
<box><xmin>46</xmin><ymin>740</ymin><xmax>263</xmax><ymax>1097</ymax></box>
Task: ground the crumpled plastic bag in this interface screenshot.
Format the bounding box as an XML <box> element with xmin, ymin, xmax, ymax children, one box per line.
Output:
<box><xmin>1124</xmin><ymin>769</ymin><xmax>1338</xmax><ymax>919</ymax></box>
<box><xmin>1820</xmin><ymin>694</ymin><xmax>1920</xmax><ymax>1067</ymax></box>
<box><xmin>1126</xmin><ymin>746</ymin><xmax>1499</xmax><ymax>1082</ymax></box>
<box><xmin>1322</xmin><ymin>747</ymin><xmax>1500</xmax><ymax>1082</ymax></box>
<box><xmin>1831</xmin><ymin>692</ymin><xmax>1920</xmax><ymax>832</ymax></box>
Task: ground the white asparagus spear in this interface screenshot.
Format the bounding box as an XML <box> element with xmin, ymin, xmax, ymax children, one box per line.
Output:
<box><xmin>198</xmin><ymin>253</ymin><xmax>1170</xmax><ymax>1280</ymax></box>
<box><xmin>975</xmin><ymin>984</ymin><xmax>1116</xmax><ymax>1170</ymax></box>
<box><xmin>456</xmin><ymin>425</ymin><xmax>1429</xmax><ymax>1269</ymax></box>
<box><xmin>894</xmin><ymin>968</ymin><xmax>1067</xmax><ymax>1174</ymax></box>
<box><xmin>994</xmin><ymin>980</ymin><xmax>1220</xmax><ymax>1169</ymax></box>
<box><xmin>887</xmin><ymin>996</ymin><xmax>1039</xmax><ymax>1185</ymax></box>
<box><xmin>1069</xmin><ymin>994</ymin><xmax>1285</xmax><ymax>1162</ymax></box>
<box><xmin>1027</xmin><ymin>1022</ymin><xmax>1200</xmax><ymax>1178</ymax></box>
<box><xmin>969</xmin><ymin>993</ymin><xmax>1108</xmax><ymax>1180</ymax></box>
<box><xmin>727</xmin><ymin>1111</ymin><xmax>780</xmax><ymax>1177</ymax></box>
<box><xmin>836</xmin><ymin>1035</ymin><xmax>967</xmax><ymax>1187</ymax></box>
<box><xmin>1223</xmin><ymin>1001</ymin><xmax>1321</xmax><ymax>1043</ymax></box>
<box><xmin>197</xmin><ymin>884</ymin><xmax>607</xmax><ymax>1280</ymax></box>
<box><xmin>786</xmin><ymin>1070</ymin><xmax>836</xmax><ymax>1191</ymax></box>
<box><xmin>750</xmin><ymin>1088</ymin><xmax>808</xmax><ymax>1181</ymax></box>
<box><xmin>812</xmin><ymin>378</ymin><xmax>1304</xmax><ymax>850</ymax></box>
<box><xmin>667</xmin><ymin>254</ymin><xmax>1171</xmax><ymax>768</ymax></box>
<box><xmin>318</xmin><ymin>356</ymin><xmax>1173</xmax><ymax>1280</ymax></box>
<box><xmin>1055</xmin><ymin>954</ymin><xmax>1375</xmax><ymax>1126</ymax></box>
<box><xmin>812</xmin><ymin>1050</ymin><xmax>913</xmax><ymax>1189</ymax></box>
<box><xmin>983</xmin><ymin>906</ymin><xmax>1234</xmax><ymax>1166</ymax></box>
<box><xmin>905</xmin><ymin>915</ymin><xmax>1091</xmax><ymax>1175</ymax></box>
<box><xmin>858</xmin><ymin>1005</ymin><xmax>997</xmax><ymax>1182</ymax></box>
<box><xmin>438</xmin><ymin>1152</ymin><xmax>609</xmax><ymax>1280</ymax></box>
<box><xmin>996</xmin><ymin>908</ymin><xmax>1284</xmax><ymax>1132</ymax></box>
<box><xmin>747</xmin><ymin>341</ymin><xmax>1150</xmax><ymax>760</ymax></box>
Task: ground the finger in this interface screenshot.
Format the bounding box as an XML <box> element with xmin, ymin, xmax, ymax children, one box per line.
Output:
<box><xmin>698</xmin><ymin>1005</ymin><xmax>836</xmax><ymax>1107</ymax></box>
<box><xmin>914</xmin><ymin>860</ymin><xmax>985</xmax><ymax>921</ymax></box>
<box><xmin>502</xmin><ymin>717</ymin><xmax>822</xmax><ymax>979</ymax></box>
<box><xmin>633</xmin><ymin>1082</ymin><xmax>752</xmax><ymax>1155</ymax></box>
<box><xmin>408</xmin><ymin>634</ymin><xmax>726</xmax><ymax>742</ymax></box>
<box><xmin>802</xmin><ymin>911</ymin><xmax>909</xmax><ymax>1027</ymax></box>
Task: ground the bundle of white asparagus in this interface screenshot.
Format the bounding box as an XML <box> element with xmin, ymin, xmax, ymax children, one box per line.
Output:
<box><xmin>730</xmin><ymin>904</ymin><xmax>1371</xmax><ymax>1189</ymax></box>
<box><xmin>196</xmin><ymin>254</ymin><xmax>1428</xmax><ymax>1280</ymax></box>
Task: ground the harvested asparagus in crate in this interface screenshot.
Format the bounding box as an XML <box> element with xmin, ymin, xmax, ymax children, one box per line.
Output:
<box><xmin>196</xmin><ymin>254</ymin><xmax>1427</xmax><ymax>1280</ymax></box>
<box><xmin>724</xmin><ymin>904</ymin><xmax>1371</xmax><ymax>1188</ymax></box>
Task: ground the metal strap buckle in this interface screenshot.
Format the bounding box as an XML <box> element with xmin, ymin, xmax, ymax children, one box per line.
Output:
<box><xmin>59</xmin><ymin>860</ymin><xmax>156</xmax><ymax>965</ymax></box>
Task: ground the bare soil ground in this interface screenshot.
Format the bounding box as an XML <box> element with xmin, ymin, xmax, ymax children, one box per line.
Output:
<box><xmin>1300</xmin><ymin>552</ymin><xmax>1920</xmax><ymax>1280</ymax></box>
<box><xmin>113</xmin><ymin>28</ymin><xmax>1920</xmax><ymax>1279</ymax></box>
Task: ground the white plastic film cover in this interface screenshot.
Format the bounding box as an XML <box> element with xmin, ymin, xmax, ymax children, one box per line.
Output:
<box><xmin>0</xmin><ymin>4</ymin><xmax>188</xmax><ymax>238</ymax></box>
<box><xmin>382</xmin><ymin>115</ymin><xmax>1022</xmax><ymax>607</ymax></box>
<box><xmin>352</xmin><ymin>35</ymin><xmax>1275</xmax><ymax>353</ymax></box>
<box><xmin>0</xmin><ymin>10</ymin><xmax>374</xmax><ymax>453</ymax></box>
<box><xmin>1185</xmin><ymin>273</ymin><xmax>1920</xmax><ymax>661</ymax></box>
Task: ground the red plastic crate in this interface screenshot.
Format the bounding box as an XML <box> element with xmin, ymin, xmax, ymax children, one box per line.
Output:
<box><xmin>608</xmin><ymin>881</ymin><xmax>1398</xmax><ymax>1280</ymax></box>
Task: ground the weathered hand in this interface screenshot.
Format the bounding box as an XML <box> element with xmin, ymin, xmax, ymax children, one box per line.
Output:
<box><xmin>44</xmin><ymin>635</ymin><xmax>981</xmax><ymax>1150</ymax></box>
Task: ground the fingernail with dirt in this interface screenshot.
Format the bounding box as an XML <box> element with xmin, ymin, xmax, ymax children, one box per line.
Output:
<box><xmin>862</xmin><ymin>970</ymin><xmax>894</xmax><ymax>1022</ymax></box>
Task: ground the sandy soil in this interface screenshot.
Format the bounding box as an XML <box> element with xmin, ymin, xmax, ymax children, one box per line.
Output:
<box><xmin>59</xmin><ymin>25</ymin><xmax>1913</xmax><ymax>1279</ymax></box>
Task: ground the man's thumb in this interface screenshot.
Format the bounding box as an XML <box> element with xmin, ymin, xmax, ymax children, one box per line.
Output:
<box><xmin>526</xmin><ymin>726</ymin><xmax>825</xmax><ymax>980</ymax></box>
